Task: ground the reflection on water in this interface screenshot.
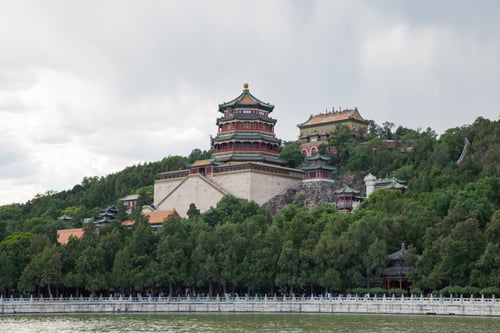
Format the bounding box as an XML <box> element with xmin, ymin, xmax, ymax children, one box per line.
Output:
<box><xmin>0</xmin><ymin>313</ymin><xmax>498</xmax><ymax>333</ymax></box>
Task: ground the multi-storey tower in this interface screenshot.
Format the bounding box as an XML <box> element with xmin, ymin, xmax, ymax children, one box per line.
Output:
<box><xmin>211</xmin><ymin>83</ymin><xmax>285</xmax><ymax>165</ymax></box>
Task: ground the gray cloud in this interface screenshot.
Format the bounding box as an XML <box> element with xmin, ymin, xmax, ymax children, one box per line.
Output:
<box><xmin>0</xmin><ymin>0</ymin><xmax>498</xmax><ymax>204</ymax></box>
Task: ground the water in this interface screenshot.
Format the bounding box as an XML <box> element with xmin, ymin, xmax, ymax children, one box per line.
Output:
<box><xmin>0</xmin><ymin>313</ymin><xmax>498</xmax><ymax>333</ymax></box>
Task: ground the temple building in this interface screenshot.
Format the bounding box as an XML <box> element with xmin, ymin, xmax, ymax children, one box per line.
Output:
<box><xmin>122</xmin><ymin>209</ymin><xmax>179</xmax><ymax>230</ymax></box>
<box><xmin>334</xmin><ymin>184</ymin><xmax>362</xmax><ymax>212</ymax></box>
<box><xmin>153</xmin><ymin>84</ymin><xmax>304</xmax><ymax>217</ymax></box>
<box><xmin>212</xmin><ymin>83</ymin><xmax>284</xmax><ymax>165</ymax></box>
<box><xmin>300</xmin><ymin>154</ymin><xmax>336</xmax><ymax>181</ymax></box>
<box><xmin>297</xmin><ymin>108</ymin><xmax>368</xmax><ymax>157</ymax></box>
<box><xmin>119</xmin><ymin>194</ymin><xmax>139</xmax><ymax>214</ymax></box>
<box><xmin>383</xmin><ymin>243</ymin><xmax>422</xmax><ymax>290</ymax></box>
<box><xmin>364</xmin><ymin>173</ymin><xmax>407</xmax><ymax>197</ymax></box>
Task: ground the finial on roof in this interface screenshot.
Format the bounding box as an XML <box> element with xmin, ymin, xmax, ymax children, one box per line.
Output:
<box><xmin>243</xmin><ymin>83</ymin><xmax>249</xmax><ymax>91</ymax></box>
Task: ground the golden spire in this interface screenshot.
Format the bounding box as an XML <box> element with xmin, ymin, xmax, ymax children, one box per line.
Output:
<box><xmin>243</xmin><ymin>83</ymin><xmax>249</xmax><ymax>91</ymax></box>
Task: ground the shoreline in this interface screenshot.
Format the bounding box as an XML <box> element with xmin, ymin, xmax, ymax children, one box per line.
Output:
<box><xmin>1</xmin><ymin>295</ymin><xmax>499</xmax><ymax>317</ymax></box>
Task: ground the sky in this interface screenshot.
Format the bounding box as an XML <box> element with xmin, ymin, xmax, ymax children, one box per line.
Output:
<box><xmin>0</xmin><ymin>0</ymin><xmax>499</xmax><ymax>205</ymax></box>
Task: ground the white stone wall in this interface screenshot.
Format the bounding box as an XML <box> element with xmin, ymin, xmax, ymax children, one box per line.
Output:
<box><xmin>2</xmin><ymin>297</ymin><xmax>499</xmax><ymax>316</ymax></box>
<box><xmin>153</xmin><ymin>170</ymin><xmax>301</xmax><ymax>217</ymax></box>
<box><xmin>154</xmin><ymin>175</ymin><xmax>226</xmax><ymax>217</ymax></box>
<box><xmin>154</xmin><ymin>178</ymin><xmax>184</xmax><ymax>207</ymax></box>
<box><xmin>214</xmin><ymin>170</ymin><xmax>301</xmax><ymax>205</ymax></box>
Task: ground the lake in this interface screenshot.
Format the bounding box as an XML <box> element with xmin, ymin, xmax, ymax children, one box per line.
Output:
<box><xmin>0</xmin><ymin>313</ymin><xmax>498</xmax><ymax>332</ymax></box>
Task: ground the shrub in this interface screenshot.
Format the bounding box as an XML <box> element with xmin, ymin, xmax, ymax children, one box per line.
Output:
<box><xmin>347</xmin><ymin>288</ymin><xmax>368</xmax><ymax>296</ymax></box>
<box><xmin>461</xmin><ymin>286</ymin><xmax>481</xmax><ymax>297</ymax></box>
<box><xmin>369</xmin><ymin>287</ymin><xmax>387</xmax><ymax>296</ymax></box>
<box><xmin>409</xmin><ymin>287</ymin><xmax>422</xmax><ymax>296</ymax></box>
<box><xmin>480</xmin><ymin>287</ymin><xmax>500</xmax><ymax>297</ymax></box>
<box><xmin>389</xmin><ymin>288</ymin><xmax>408</xmax><ymax>296</ymax></box>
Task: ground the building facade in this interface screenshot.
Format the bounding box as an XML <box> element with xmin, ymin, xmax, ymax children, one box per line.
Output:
<box><xmin>297</xmin><ymin>108</ymin><xmax>368</xmax><ymax>157</ymax></box>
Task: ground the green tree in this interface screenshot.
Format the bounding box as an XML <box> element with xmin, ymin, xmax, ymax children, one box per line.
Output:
<box><xmin>156</xmin><ymin>216</ymin><xmax>189</xmax><ymax>296</ymax></box>
<box><xmin>280</xmin><ymin>141</ymin><xmax>303</xmax><ymax>168</ymax></box>
<box><xmin>19</xmin><ymin>245</ymin><xmax>62</xmax><ymax>297</ymax></box>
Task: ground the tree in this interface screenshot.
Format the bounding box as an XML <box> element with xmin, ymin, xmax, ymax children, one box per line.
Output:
<box><xmin>75</xmin><ymin>246</ymin><xmax>106</xmax><ymax>294</ymax></box>
<box><xmin>187</xmin><ymin>203</ymin><xmax>201</xmax><ymax>219</ymax></box>
<box><xmin>363</xmin><ymin>239</ymin><xmax>388</xmax><ymax>288</ymax></box>
<box><xmin>19</xmin><ymin>245</ymin><xmax>62</xmax><ymax>297</ymax></box>
<box><xmin>280</xmin><ymin>141</ymin><xmax>303</xmax><ymax>168</ymax></box>
<box><xmin>156</xmin><ymin>216</ymin><xmax>188</xmax><ymax>296</ymax></box>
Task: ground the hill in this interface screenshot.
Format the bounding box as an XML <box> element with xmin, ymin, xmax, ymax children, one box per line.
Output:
<box><xmin>0</xmin><ymin>117</ymin><xmax>498</xmax><ymax>297</ymax></box>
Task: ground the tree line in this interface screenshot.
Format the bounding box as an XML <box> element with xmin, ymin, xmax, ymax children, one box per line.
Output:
<box><xmin>0</xmin><ymin>117</ymin><xmax>498</xmax><ymax>298</ymax></box>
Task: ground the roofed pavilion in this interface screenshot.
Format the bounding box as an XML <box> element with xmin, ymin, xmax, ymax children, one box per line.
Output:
<box><xmin>334</xmin><ymin>184</ymin><xmax>362</xmax><ymax>212</ymax></box>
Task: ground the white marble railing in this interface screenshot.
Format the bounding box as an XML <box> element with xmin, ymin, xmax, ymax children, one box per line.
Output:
<box><xmin>1</xmin><ymin>294</ymin><xmax>497</xmax><ymax>305</ymax></box>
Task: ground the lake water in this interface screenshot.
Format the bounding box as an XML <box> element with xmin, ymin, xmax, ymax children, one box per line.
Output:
<box><xmin>0</xmin><ymin>313</ymin><xmax>498</xmax><ymax>332</ymax></box>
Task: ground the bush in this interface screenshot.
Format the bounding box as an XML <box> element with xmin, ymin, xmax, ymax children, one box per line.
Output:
<box><xmin>369</xmin><ymin>287</ymin><xmax>387</xmax><ymax>296</ymax></box>
<box><xmin>347</xmin><ymin>288</ymin><xmax>368</xmax><ymax>296</ymax></box>
<box><xmin>461</xmin><ymin>286</ymin><xmax>481</xmax><ymax>297</ymax></box>
<box><xmin>480</xmin><ymin>287</ymin><xmax>500</xmax><ymax>297</ymax></box>
<box><xmin>389</xmin><ymin>288</ymin><xmax>408</xmax><ymax>296</ymax></box>
<box><xmin>409</xmin><ymin>287</ymin><xmax>422</xmax><ymax>296</ymax></box>
<box><xmin>439</xmin><ymin>285</ymin><xmax>463</xmax><ymax>296</ymax></box>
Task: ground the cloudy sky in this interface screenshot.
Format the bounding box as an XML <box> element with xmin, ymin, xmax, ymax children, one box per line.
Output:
<box><xmin>1</xmin><ymin>0</ymin><xmax>499</xmax><ymax>205</ymax></box>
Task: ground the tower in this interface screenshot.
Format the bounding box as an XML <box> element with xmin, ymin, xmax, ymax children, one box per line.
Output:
<box><xmin>212</xmin><ymin>83</ymin><xmax>285</xmax><ymax>165</ymax></box>
<box><xmin>364</xmin><ymin>173</ymin><xmax>376</xmax><ymax>197</ymax></box>
<box><xmin>154</xmin><ymin>84</ymin><xmax>303</xmax><ymax>217</ymax></box>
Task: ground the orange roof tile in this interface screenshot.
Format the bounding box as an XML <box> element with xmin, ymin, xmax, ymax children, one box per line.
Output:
<box><xmin>57</xmin><ymin>228</ymin><xmax>84</xmax><ymax>245</ymax></box>
<box><xmin>298</xmin><ymin>110</ymin><xmax>366</xmax><ymax>127</ymax></box>
<box><xmin>146</xmin><ymin>210</ymin><xmax>179</xmax><ymax>224</ymax></box>
<box><xmin>122</xmin><ymin>209</ymin><xmax>180</xmax><ymax>227</ymax></box>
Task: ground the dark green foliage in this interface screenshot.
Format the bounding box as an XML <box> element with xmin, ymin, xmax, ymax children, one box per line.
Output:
<box><xmin>0</xmin><ymin>118</ymin><xmax>499</xmax><ymax>297</ymax></box>
<box><xmin>280</xmin><ymin>141</ymin><xmax>303</xmax><ymax>168</ymax></box>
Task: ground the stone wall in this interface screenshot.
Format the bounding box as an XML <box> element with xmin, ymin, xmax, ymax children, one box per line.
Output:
<box><xmin>214</xmin><ymin>170</ymin><xmax>301</xmax><ymax>206</ymax></box>
<box><xmin>154</xmin><ymin>170</ymin><xmax>302</xmax><ymax>217</ymax></box>
<box><xmin>154</xmin><ymin>175</ymin><xmax>226</xmax><ymax>217</ymax></box>
<box><xmin>2</xmin><ymin>296</ymin><xmax>498</xmax><ymax>316</ymax></box>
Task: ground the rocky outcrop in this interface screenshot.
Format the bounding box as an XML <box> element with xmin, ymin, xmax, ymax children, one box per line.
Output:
<box><xmin>263</xmin><ymin>180</ymin><xmax>338</xmax><ymax>215</ymax></box>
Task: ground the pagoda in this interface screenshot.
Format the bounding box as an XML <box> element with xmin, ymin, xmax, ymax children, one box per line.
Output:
<box><xmin>211</xmin><ymin>83</ymin><xmax>285</xmax><ymax>165</ymax></box>
<box><xmin>153</xmin><ymin>84</ymin><xmax>304</xmax><ymax>217</ymax></box>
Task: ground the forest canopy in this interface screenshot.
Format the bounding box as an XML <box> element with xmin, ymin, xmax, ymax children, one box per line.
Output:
<box><xmin>0</xmin><ymin>117</ymin><xmax>498</xmax><ymax>298</ymax></box>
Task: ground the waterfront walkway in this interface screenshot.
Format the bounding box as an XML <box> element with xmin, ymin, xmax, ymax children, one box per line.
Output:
<box><xmin>1</xmin><ymin>295</ymin><xmax>499</xmax><ymax>316</ymax></box>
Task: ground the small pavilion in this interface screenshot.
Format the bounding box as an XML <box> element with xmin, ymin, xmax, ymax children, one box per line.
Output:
<box><xmin>334</xmin><ymin>184</ymin><xmax>362</xmax><ymax>212</ymax></box>
<box><xmin>383</xmin><ymin>243</ymin><xmax>422</xmax><ymax>290</ymax></box>
<box><xmin>301</xmin><ymin>154</ymin><xmax>336</xmax><ymax>180</ymax></box>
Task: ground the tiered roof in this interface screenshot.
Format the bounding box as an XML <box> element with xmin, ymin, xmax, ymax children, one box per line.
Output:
<box><xmin>218</xmin><ymin>83</ymin><xmax>274</xmax><ymax>113</ymax></box>
<box><xmin>334</xmin><ymin>184</ymin><xmax>360</xmax><ymax>195</ymax></box>
<box><xmin>375</xmin><ymin>177</ymin><xmax>407</xmax><ymax>190</ymax></box>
